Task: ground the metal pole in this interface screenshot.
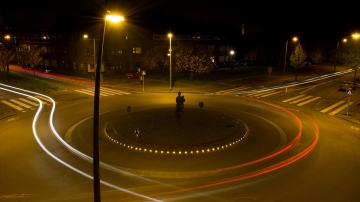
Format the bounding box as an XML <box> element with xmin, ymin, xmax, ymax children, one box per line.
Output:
<box><xmin>169</xmin><ymin>36</ymin><xmax>172</xmax><ymax>90</ymax></box>
<box><xmin>285</xmin><ymin>83</ymin><xmax>288</xmax><ymax>93</ymax></box>
<box><xmin>93</xmin><ymin>16</ymin><xmax>106</xmax><ymax>202</ymax></box>
<box><xmin>93</xmin><ymin>38</ymin><xmax>96</xmax><ymax>73</ymax></box>
<box><xmin>284</xmin><ymin>40</ymin><xmax>288</xmax><ymax>77</ymax></box>
<box><xmin>334</xmin><ymin>41</ymin><xmax>339</xmax><ymax>72</ymax></box>
<box><xmin>347</xmin><ymin>96</ymin><xmax>350</xmax><ymax>116</ymax></box>
<box><xmin>143</xmin><ymin>75</ymin><xmax>145</xmax><ymax>92</ymax></box>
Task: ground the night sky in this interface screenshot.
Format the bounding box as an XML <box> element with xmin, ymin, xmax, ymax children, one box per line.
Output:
<box><xmin>1</xmin><ymin>0</ymin><xmax>359</xmax><ymax>41</ymax></box>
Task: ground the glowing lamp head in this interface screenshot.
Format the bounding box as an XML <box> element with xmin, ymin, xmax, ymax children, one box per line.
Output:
<box><xmin>106</xmin><ymin>15</ymin><xmax>124</xmax><ymax>23</ymax></box>
<box><xmin>83</xmin><ymin>34</ymin><xmax>88</xmax><ymax>39</ymax></box>
<box><xmin>352</xmin><ymin>34</ymin><xmax>360</xmax><ymax>39</ymax></box>
<box><xmin>168</xmin><ymin>33</ymin><xmax>172</xmax><ymax>38</ymax></box>
<box><xmin>292</xmin><ymin>37</ymin><xmax>298</xmax><ymax>42</ymax></box>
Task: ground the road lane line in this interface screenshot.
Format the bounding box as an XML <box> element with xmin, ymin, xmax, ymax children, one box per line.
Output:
<box><xmin>10</xmin><ymin>99</ymin><xmax>32</xmax><ymax>108</ymax></box>
<box><xmin>1</xmin><ymin>100</ymin><xmax>24</xmax><ymax>111</ymax></box>
<box><xmin>282</xmin><ymin>94</ymin><xmax>306</xmax><ymax>102</ymax></box>
<box><xmin>320</xmin><ymin>101</ymin><xmax>345</xmax><ymax>113</ymax></box>
<box><xmin>290</xmin><ymin>96</ymin><xmax>313</xmax><ymax>104</ymax></box>
<box><xmin>18</xmin><ymin>98</ymin><xmax>39</xmax><ymax>106</ymax></box>
<box><xmin>297</xmin><ymin>97</ymin><xmax>321</xmax><ymax>106</ymax></box>
<box><xmin>259</xmin><ymin>91</ymin><xmax>281</xmax><ymax>97</ymax></box>
<box><xmin>248</xmin><ymin>90</ymin><xmax>275</xmax><ymax>96</ymax></box>
<box><xmin>329</xmin><ymin>102</ymin><xmax>353</xmax><ymax>116</ymax></box>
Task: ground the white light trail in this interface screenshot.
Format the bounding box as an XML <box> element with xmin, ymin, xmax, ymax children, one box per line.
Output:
<box><xmin>0</xmin><ymin>83</ymin><xmax>162</xmax><ymax>202</ymax></box>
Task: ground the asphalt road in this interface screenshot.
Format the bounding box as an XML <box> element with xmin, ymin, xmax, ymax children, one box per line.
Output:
<box><xmin>1</xmin><ymin>68</ymin><xmax>360</xmax><ymax>201</ymax></box>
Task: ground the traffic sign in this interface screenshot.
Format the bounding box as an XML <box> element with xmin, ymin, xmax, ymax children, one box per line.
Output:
<box><xmin>346</xmin><ymin>89</ymin><xmax>353</xmax><ymax>96</ymax></box>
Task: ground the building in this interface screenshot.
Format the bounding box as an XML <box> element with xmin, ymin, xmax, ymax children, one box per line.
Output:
<box><xmin>2</xmin><ymin>9</ymin><xmax>236</xmax><ymax>76</ymax></box>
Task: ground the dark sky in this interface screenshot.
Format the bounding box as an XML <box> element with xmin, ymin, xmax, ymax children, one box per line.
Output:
<box><xmin>1</xmin><ymin>0</ymin><xmax>359</xmax><ymax>39</ymax></box>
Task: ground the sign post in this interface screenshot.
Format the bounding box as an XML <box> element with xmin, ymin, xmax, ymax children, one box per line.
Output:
<box><xmin>142</xmin><ymin>70</ymin><xmax>146</xmax><ymax>92</ymax></box>
<box><xmin>346</xmin><ymin>89</ymin><xmax>353</xmax><ymax>116</ymax></box>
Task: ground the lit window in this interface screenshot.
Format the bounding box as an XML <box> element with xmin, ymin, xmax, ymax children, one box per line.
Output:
<box><xmin>133</xmin><ymin>47</ymin><xmax>142</xmax><ymax>54</ymax></box>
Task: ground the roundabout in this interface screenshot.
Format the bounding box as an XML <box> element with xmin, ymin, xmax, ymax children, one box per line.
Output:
<box><xmin>65</xmin><ymin>94</ymin><xmax>312</xmax><ymax>179</ymax></box>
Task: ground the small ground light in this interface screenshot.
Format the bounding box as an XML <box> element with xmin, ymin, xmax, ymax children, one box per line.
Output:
<box><xmin>179</xmin><ymin>151</ymin><xmax>181</xmax><ymax>154</ymax></box>
<box><xmin>173</xmin><ymin>151</ymin><xmax>176</xmax><ymax>154</ymax></box>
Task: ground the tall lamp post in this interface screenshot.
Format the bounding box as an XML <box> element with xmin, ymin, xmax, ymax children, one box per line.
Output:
<box><xmin>168</xmin><ymin>33</ymin><xmax>172</xmax><ymax>91</ymax></box>
<box><xmin>93</xmin><ymin>13</ymin><xmax>124</xmax><ymax>202</ymax></box>
<box><xmin>83</xmin><ymin>34</ymin><xmax>96</xmax><ymax>74</ymax></box>
<box><xmin>284</xmin><ymin>37</ymin><xmax>298</xmax><ymax>76</ymax></box>
<box><xmin>334</xmin><ymin>38</ymin><xmax>347</xmax><ymax>72</ymax></box>
<box><xmin>352</xmin><ymin>34</ymin><xmax>360</xmax><ymax>80</ymax></box>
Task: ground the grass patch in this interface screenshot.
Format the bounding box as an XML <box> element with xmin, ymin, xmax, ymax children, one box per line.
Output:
<box><xmin>0</xmin><ymin>72</ymin><xmax>63</xmax><ymax>94</ymax></box>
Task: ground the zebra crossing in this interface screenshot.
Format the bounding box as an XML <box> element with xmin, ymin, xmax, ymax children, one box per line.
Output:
<box><xmin>215</xmin><ymin>86</ymin><xmax>252</xmax><ymax>94</ymax></box>
<box><xmin>281</xmin><ymin>94</ymin><xmax>352</xmax><ymax>116</ymax></box>
<box><xmin>0</xmin><ymin>95</ymin><xmax>52</xmax><ymax>113</ymax></box>
<box><xmin>246</xmin><ymin>90</ymin><xmax>351</xmax><ymax>116</ymax></box>
<box><xmin>74</xmin><ymin>87</ymin><xmax>131</xmax><ymax>97</ymax></box>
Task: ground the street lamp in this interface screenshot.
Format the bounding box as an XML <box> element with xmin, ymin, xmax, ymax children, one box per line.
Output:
<box><xmin>351</xmin><ymin>34</ymin><xmax>360</xmax><ymax>79</ymax></box>
<box><xmin>168</xmin><ymin>33</ymin><xmax>172</xmax><ymax>91</ymax></box>
<box><xmin>93</xmin><ymin>13</ymin><xmax>124</xmax><ymax>202</ymax></box>
<box><xmin>334</xmin><ymin>38</ymin><xmax>347</xmax><ymax>72</ymax></box>
<box><xmin>284</xmin><ymin>37</ymin><xmax>298</xmax><ymax>76</ymax></box>
<box><xmin>83</xmin><ymin>34</ymin><xmax>96</xmax><ymax>75</ymax></box>
<box><xmin>230</xmin><ymin>50</ymin><xmax>234</xmax><ymax>60</ymax></box>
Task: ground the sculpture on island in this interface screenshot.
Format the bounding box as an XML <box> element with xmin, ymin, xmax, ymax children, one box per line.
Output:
<box><xmin>175</xmin><ymin>92</ymin><xmax>185</xmax><ymax>117</ymax></box>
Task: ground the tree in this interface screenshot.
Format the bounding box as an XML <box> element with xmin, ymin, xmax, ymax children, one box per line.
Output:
<box><xmin>311</xmin><ymin>45</ymin><xmax>326</xmax><ymax>75</ymax></box>
<box><xmin>174</xmin><ymin>41</ymin><xmax>213</xmax><ymax>80</ymax></box>
<box><xmin>289</xmin><ymin>44</ymin><xmax>307</xmax><ymax>81</ymax></box>
<box><xmin>20</xmin><ymin>47</ymin><xmax>44</xmax><ymax>76</ymax></box>
<box><xmin>342</xmin><ymin>52</ymin><xmax>360</xmax><ymax>79</ymax></box>
<box><xmin>140</xmin><ymin>47</ymin><xmax>169</xmax><ymax>73</ymax></box>
<box><xmin>0</xmin><ymin>46</ymin><xmax>15</xmax><ymax>80</ymax></box>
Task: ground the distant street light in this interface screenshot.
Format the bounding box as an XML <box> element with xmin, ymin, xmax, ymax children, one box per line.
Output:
<box><xmin>83</xmin><ymin>34</ymin><xmax>96</xmax><ymax>75</ymax></box>
<box><xmin>334</xmin><ymin>38</ymin><xmax>347</xmax><ymax>72</ymax></box>
<box><xmin>168</xmin><ymin>33</ymin><xmax>172</xmax><ymax>91</ymax></box>
<box><xmin>93</xmin><ymin>12</ymin><xmax>124</xmax><ymax>202</ymax></box>
<box><xmin>284</xmin><ymin>37</ymin><xmax>298</xmax><ymax>76</ymax></box>
<box><xmin>230</xmin><ymin>50</ymin><xmax>234</xmax><ymax>61</ymax></box>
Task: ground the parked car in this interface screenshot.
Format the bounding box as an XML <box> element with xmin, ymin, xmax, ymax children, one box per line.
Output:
<box><xmin>126</xmin><ymin>71</ymin><xmax>140</xmax><ymax>78</ymax></box>
<box><xmin>339</xmin><ymin>81</ymin><xmax>356</xmax><ymax>91</ymax></box>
